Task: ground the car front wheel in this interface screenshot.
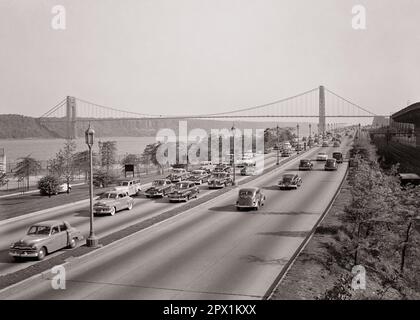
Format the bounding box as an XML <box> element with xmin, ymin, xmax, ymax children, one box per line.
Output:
<box><xmin>37</xmin><ymin>247</ymin><xmax>47</xmax><ymax>261</ymax></box>
<box><xmin>127</xmin><ymin>202</ymin><xmax>133</xmax><ymax>210</ymax></box>
<box><xmin>68</xmin><ymin>238</ymin><xmax>76</xmax><ymax>249</ymax></box>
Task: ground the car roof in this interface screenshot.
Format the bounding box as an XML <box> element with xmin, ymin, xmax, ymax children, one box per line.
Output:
<box><xmin>32</xmin><ymin>220</ymin><xmax>61</xmax><ymax>227</ymax></box>
<box><xmin>239</xmin><ymin>187</ymin><xmax>259</xmax><ymax>192</ymax></box>
<box><xmin>399</xmin><ymin>173</ymin><xmax>420</xmax><ymax>179</ymax></box>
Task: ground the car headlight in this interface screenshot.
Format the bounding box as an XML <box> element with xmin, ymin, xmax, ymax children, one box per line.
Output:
<box><xmin>31</xmin><ymin>245</ymin><xmax>37</xmax><ymax>250</ymax></box>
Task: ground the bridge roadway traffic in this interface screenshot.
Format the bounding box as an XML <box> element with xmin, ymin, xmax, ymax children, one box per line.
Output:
<box><xmin>0</xmin><ymin>153</ymin><xmax>281</xmax><ymax>276</ymax></box>
<box><xmin>3</xmin><ymin>138</ymin><xmax>352</xmax><ymax>299</ymax></box>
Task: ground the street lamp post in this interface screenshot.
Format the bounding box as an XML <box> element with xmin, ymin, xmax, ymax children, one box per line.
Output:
<box><xmin>296</xmin><ymin>123</ymin><xmax>300</xmax><ymax>154</ymax></box>
<box><xmin>85</xmin><ymin>124</ymin><xmax>99</xmax><ymax>248</ymax></box>
<box><xmin>231</xmin><ymin>125</ymin><xmax>236</xmax><ymax>186</ymax></box>
<box><xmin>309</xmin><ymin>123</ymin><xmax>312</xmax><ymax>138</ymax></box>
<box><xmin>276</xmin><ymin>125</ymin><xmax>280</xmax><ymax>165</ymax></box>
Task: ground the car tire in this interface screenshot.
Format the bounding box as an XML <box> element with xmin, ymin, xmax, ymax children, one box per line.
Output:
<box><xmin>37</xmin><ymin>247</ymin><xmax>47</xmax><ymax>261</ymax></box>
<box><xmin>110</xmin><ymin>207</ymin><xmax>116</xmax><ymax>216</ymax></box>
<box><xmin>127</xmin><ymin>202</ymin><xmax>133</xmax><ymax>210</ymax></box>
<box><xmin>68</xmin><ymin>238</ymin><xmax>77</xmax><ymax>249</ymax></box>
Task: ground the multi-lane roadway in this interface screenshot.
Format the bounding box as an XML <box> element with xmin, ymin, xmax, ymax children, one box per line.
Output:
<box><xmin>2</xmin><ymin>138</ymin><xmax>352</xmax><ymax>299</ymax></box>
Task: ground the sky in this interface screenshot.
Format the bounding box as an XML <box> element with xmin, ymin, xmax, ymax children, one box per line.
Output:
<box><xmin>0</xmin><ymin>0</ymin><xmax>419</xmax><ymax>121</ymax></box>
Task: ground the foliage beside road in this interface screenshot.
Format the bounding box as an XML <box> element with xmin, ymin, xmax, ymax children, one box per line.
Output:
<box><xmin>272</xmin><ymin>135</ymin><xmax>420</xmax><ymax>300</ymax></box>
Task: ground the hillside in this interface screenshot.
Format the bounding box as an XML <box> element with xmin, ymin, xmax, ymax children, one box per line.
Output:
<box><xmin>0</xmin><ymin>114</ymin><xmax>302</xmax><ymax>139</ymax></box>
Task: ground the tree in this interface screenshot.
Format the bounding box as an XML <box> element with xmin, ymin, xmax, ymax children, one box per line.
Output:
<box><xmin>121</xmin><ymin>153</ymin><xmax>140</xmax><ymax>175</ymax></box>
<box><xmin>73</xmin><ymin>150</ymin><xmax>98</xmax><ymax>181</ymax></box>
<box><xmin>48</xmin><ymin>139</ymin><xmax>76</xmax><ymax>193</ymax></box>
<box><xmin>140</xmin><ymin>142</ymin><xmax>164</xmax><ymax>174</ymax></box>
<box><xmin>14</xmin><ymin>156</ymin><xmax>41</xmax><ymax>189</ymax></box>
<box><xmin>38</xmin><ymin>175</ymin><xmax>61</xmax><ymax>197</ymax></box>
<box><xmin>93</xmin><ymin>169</ymin><xmax>118</xmax><ymax>188</ymax></box>
<box><xmin>98</xmin><ymin>141</ymin><xmax>117</xmax><ymax>174</ymax></box>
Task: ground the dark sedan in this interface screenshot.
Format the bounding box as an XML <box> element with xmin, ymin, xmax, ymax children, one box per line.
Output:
<box><xmin>236</xmin><ymin>188</ymin><xmax>266</xmax><ymax>210</ymax></box>
<box><xmin>278</xmin><ymin>174</ymin><xmax>302</xmax><ymax>190</ymax></box>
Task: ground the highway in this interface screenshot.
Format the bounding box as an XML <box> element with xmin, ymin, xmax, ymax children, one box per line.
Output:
<box><xmin>0</xmin><ymin>154</ymin><xmax>281</xmax><ymax>276</ymax></box>
<box><xmin>3</xmin><ymin>138</ymin><xmax>352</xmax><ymax>299</ymax></box>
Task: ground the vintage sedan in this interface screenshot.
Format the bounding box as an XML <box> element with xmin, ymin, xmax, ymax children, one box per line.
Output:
<box><xmin>113</xmin><ymin>179</ymin><xmax>142</xmax><ymax>196</ymax></box>
<box><xmin>325</xmin><ymin>158</ymin><xmax>338</xmax><ymax>171</ymax></box>
<box><xmin>188</xmin><ymin>169</ymin><xmax>210</xmax><ymax>185</ymax></box>
<box><xmin>9</xmin><ymin>221</ymin><xmax>83</xmax><ymax>261</ymax></box>
<box><xmin>278</xmin><ymin>173</ymin><xmax>302</xmax><ymax>190</ymax></box>
<box><xmin>167</xmin><ymin>181</ymin><xmax>199</xmax><ymax>202</ymax></box>
<box><xmin>208</xmin><ymin>172</ymin><xmax>233</xmax><ymax>189</ymax></box>
<box><xmin>332</xmin><ymin>152</ymin><xmax>343</xmax><ymax>164</ymax></box>
<box><xmin>93</xmin><ymin>191</ymin><xmax>134</xmax><ymax>216</ymax></box>
<box><xmin>166</xmin><ymin>168</ymin><xmax>189</xmax><ymax>183</ymax></box>
<box><xmin>322</xmin><ymin>141</ymin><xmax>329</xmax><ymax>147</ymax></box>
<box><xmin>240</xmin><ymin>165</ymin><xmax>262</xmax><ymax>176</ymax></box>
<box><xmin>236</xmin><ymin>188</ymin><xmax>266</xmax><ymax>211</ymax></box>
<box><xmin>144</xmin><ymin>179</ymin><xmax>173</xmax><ymax>198</ymax></box>
<box><xmin>281</xmin><ymin>150</ymin><xmax>292</xmax><ymax>157</ymax></box>
<box><xmin>299</xmin><ymin>159</ymin><xmax>313</xmax><ymax>171</ymax></box>
<box><xmin>316</xmin><ymin>152</ymin><xmax>328</xmax><ymax>161</ymax></box>
<box><xmin>213</xmin><ymin>164</ymin><xmax>232</xmax><ymax>174</ymax></box>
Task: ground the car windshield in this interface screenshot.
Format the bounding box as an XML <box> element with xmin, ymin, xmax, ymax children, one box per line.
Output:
<box><xmin>120</xmin><ymin>182</ymin><xmax>129</xmax><ymax>186</ymax></box>
<box><xmin>27</xmin><ymin>225</ymin><xmax>51</xmax><ymax>235</ymax></box>
<box><xmin>239</xmin><ymin>190</ymin><xmax>254</xmax><ymax>197</ymax></box>
<box><xmin>327</xmin><ymin>159</ymin><xmax>336</xmax><ymax>165</ymax></box>
<box><xmin>177</xmin><ymin>183</ymin><xmax>189</xmax><ymax>189</ymax></box>
<box><xmin>318</xmin><ymin>153</ymin><xmax>326</xmax><ymax>156</ymax></box>
<box><xmin>100</xmin><ymin>192</ymin><xmax>118</xmax><ymax>199</ymax></box>
<box><xmin>300</xmin><ymin>160</ymin><xmax>310</xmax><ymax>165</ymax></box>
<box><xmin>173</xmin><ymin>169</ymin><xmax>183</xmax><ymax>173</ymax></box>
<box><xmin>153</xmin><ymin>180</ymin><xmax>165</xmax><ymax>186</ymax></box>
<box><xmin>192</xmin><ymin>171</ymin><xmax>203</xmax><ymax>175</ymax></box>
<box><xmin>212</xmin><ymin>174</ymin><xmax>224</xmax><ymax>179</ymax></box>
<box><xmin>283</xmin><ymin>175</ymin><xmax>294</xmax><ymax>182</ymax></box>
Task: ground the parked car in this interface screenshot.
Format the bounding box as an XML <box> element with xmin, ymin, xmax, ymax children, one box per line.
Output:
<box><xmin>167</xmin><ymin>181</ymin><xmax>199</xmax><ymax>202</ymax></box>
<box><xmin>322</xmin><ymin>141</ymin><xmax>329</xmax><ymax>147</ymax></box>
<box><xmin>166</xmin><ymin>168</ymin><xmax>189</xmax><ymax>183</ymax></box>
<box><xmin>398</xmin><ymin>173</ymin><xmax>420</xmax><ymax>188</ymax></box>
<box><xmin>213</xmin><ymin>164</ymin><xmax>232</xmax><ymax>174</ymax></box>
<box><xmin>9</xmin><ymin>221</ymin><xmax>83</xmax><ymax>261</ymax></box>
<box><xmin>333</xmin><ymin>141</ymin><xmax>340</xmax><ymax>147</ymax></box>
<box><xmin>316</xmin><ymin>152</ymin><xmax>328</xmax><ymax>161</ymax></box>
<box><xmin>281</xmin><ymin>150</ymin><xmax>292</xmax><ymax>157</ymax></box>
<box><xmin>325</xmin><ymin>158</ymin><xmax>338</xmax><ymax>171</ymax></box>
<box><xmin>144</xmin><ymin>179</ymin><xmax>173</xmax><ymax>198</ymax></box>
<box><xmin>113</xmin><ymin>179</ymin><xmax>141</xmax><ymax>196</ymax></box>
<box><xmin>299</xmin><ymin>159</ymin><xmax>313</xmax><ymax>171</ymax></box>
<box><xmin>236</xmin><ymin>188</ymin><xmax>265</xmax><ymax>210</ymax></box>
<box><xmin>199</xmin><ymin>161</ymin><xmax>215</xmax><ymax>172</ymax></box>
<box><xmin>208</xmin><ymin>172</ymin><xmax>233</xmax><ymax>189</ymax></box>
<box><xmin>332</xmin><ymin>152</ymin><xmax>343</xmax><ymax>164</ymax></box>
<box><xmin>278</xmin><ymin>173</ymin><xmax>302</xmax><ymax>190</ymax></box>
<box><xmin>93</xmin><ymin>191</ymin><xmax>134</xmax><ymax>216</ymax></box>
<box><xmin>240</xmin><ymin>165</ymin><xmax>262</xmax><ymax>176</ymax></box>
<box><xmin>188</xmin><ymin>169</ymin><xmax>210</xmax><ymax>185</ymax></box>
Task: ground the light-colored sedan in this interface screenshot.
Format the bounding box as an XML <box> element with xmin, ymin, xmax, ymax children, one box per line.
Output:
<box><xmin>316</xmin><ymin>152</ymin><xmax>328</xmax><ymax>161</ymax></box>
<box><xmin>9</xmin><ymin>220</ymin><xmax>83</xmax><ymax>261</ymax></box>
<box><xmin>93</xmin><ymin>191</ymin><xmax>134</xmax><ymax>216</ymax></box>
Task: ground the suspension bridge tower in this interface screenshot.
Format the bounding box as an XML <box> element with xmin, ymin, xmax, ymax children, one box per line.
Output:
<box><xmin>66</xmin><ymin>96</ymin><xmax>77</xmax><ymax>139</ymax></box>
<box><xmin>319</xmin><ymin>85</ymin><xmax>326</xmax><ymax>135</ymax></box>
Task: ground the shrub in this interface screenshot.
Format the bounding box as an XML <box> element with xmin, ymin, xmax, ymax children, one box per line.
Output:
<box><xmin>38</xmin><ymin>175</ymin><xmax>61</xmax><ymax>196</ymax></box>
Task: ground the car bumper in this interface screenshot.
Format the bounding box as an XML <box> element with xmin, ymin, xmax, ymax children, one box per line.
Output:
<box><xmin>145</xmin><ymin>191</ymin><xmax>163</xmax><ymax>197</ymax></box>
<box><xmin>299</xmin><ymin>167</ymin><xmax>312</xmax><ymax>170</ymax></box>
<box><xmin>325</xmin><ymin>167</ymin><xmax>338</xmax><ymax>171</ymax></box>
<box><xmin>168</xmin><ymin>196</ymin><xmax>188</xmax><ymax>202</ymax></box>
<box><xmin>278</xmin><ymin>184</ymin><xmax>298</xmax><ymax>189</ymax></box>
<box><xmin>208</xmin><ymin>183</ymin><xmax>225</xmax><ymax>188</ymax></box>
<box><xmin>94</xmin><ymin>208</ymin><xmax>113</xmax><ymax>215</ymax></box>
<box><xmin>9</xmin><ymin>249</ymin><xmax>38</xmax><ymax>258</ymax></box>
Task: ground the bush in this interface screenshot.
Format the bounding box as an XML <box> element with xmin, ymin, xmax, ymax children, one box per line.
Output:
<box><xmin>93</xmin><ymin>170</ymin><xmax>118</xmax><ymax>188</ymax></box>
<box><xmin>38</xmin><ymin>175</ymin><xmax>61</xmax><ymax>196</ymax></box>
